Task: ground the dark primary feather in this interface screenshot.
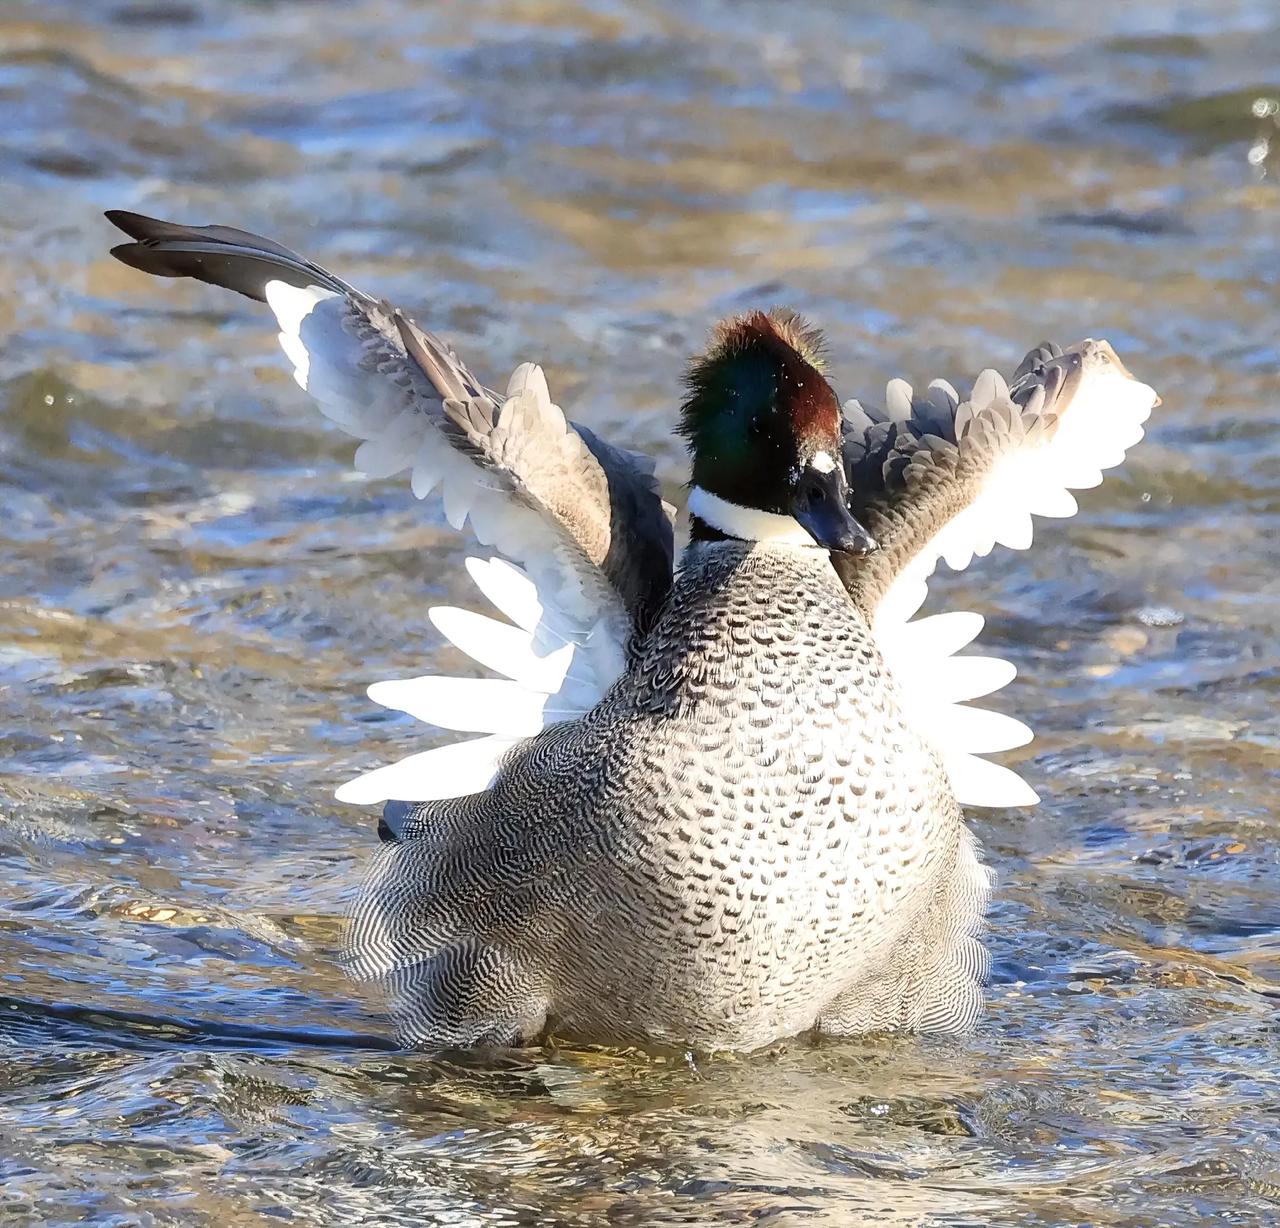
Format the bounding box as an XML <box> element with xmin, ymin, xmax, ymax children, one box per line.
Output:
<box><xmin>106</xmin><ymin>209</ymin><xmax>356</xmax><ymax>302</ymax></box>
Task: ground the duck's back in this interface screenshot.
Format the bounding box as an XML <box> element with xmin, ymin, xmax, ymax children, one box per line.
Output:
<box><xmin>351</xmin><ymin>541</ymin><xmax>982</xmax><ymax>1051</ymax></box>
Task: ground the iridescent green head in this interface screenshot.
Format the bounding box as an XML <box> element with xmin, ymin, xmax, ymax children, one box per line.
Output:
<box><xmin>680</xmin><ymin>310</ymin><xmax>876</xmax><ymax>555</ymax></box>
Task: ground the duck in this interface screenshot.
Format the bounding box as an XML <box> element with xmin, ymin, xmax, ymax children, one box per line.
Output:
<box><xmin>105</xmin><ymin>210</ymin><xmax>1159</xmax><ymax>1052</ymax></box>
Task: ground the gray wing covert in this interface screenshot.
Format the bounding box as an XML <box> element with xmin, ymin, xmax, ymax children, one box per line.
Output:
<box><xmin>836</xmin><ymin>338</ymin><xmax>1159</xmax><ymax>626</ymax></box>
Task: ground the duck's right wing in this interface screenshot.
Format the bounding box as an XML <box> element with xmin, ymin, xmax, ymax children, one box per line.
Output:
<box><xmin>107</xmin><ymin>211</ymin><xmax>675</xmax><ymax>805</ymax></box>
<box><xmin>838</xmin><ymin>340</ymin><xmax>1159</xmax><ymax>808</ymax></box>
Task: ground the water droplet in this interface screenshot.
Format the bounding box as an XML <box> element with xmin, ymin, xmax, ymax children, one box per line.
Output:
<box><xmin>1136</xmin><ymin>605</ymin><xmax>1184</xmax><ymax>627</ymax></box>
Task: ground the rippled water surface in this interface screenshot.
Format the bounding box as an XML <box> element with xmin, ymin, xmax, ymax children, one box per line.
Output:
<box><xmin>2</xmin><ymin>1</ymin><xmax>1278</xmax><ymax>1223</ymax></box>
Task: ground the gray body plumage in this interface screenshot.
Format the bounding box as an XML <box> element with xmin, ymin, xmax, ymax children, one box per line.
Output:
<box><xmin>350</xmin><ymin>540</ymin><xmax>987</xmax><ymax>1050</ymax></box>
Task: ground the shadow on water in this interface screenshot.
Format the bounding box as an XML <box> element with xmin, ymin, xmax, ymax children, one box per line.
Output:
<box><xmin>0</xmin><ymin>994</ymin><xmax>399</xmax><ymax>1054</ymax></box>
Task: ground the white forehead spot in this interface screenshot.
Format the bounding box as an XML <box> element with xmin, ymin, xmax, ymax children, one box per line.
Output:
<box><xmin>811</xmin><ymin>450</ymin><xmax>836</xmax><ymax>474</ymax></box>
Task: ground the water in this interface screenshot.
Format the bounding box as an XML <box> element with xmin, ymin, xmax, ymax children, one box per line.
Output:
<box><xmin>1</xmin><ymin>0</ymin><xmax>1278</xmax><ymax>1223</ymax></box>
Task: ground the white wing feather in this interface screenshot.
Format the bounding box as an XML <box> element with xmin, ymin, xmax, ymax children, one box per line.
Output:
<box><xmin>334</xmin><ymin>736</ymin><xmax>521</xmax><ymax>807</ymax></box>
<box><xmin>365</xmin><ymin>677</ymin><xmax>554</xmax><ymax>737</ymax></box>
<box><xmin>261</xmin><ymin>282</ymin><xmax>632</xmax><ymax>805</ymax></box>
<box><xmin>272</xmin><ymin>275</ymin><xmax>1153</xmax><ymax>813</ymax></box>
<box><xmin>867</xmin><ymin>347</ymin><xmax>1158</xmax><ymax>809</ymax></box>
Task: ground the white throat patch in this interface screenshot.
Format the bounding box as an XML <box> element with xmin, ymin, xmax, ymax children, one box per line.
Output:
<box><xmin>688</xmin><ymin>486</ymin><xmax>817</xmax><ymax>546</ymax></box>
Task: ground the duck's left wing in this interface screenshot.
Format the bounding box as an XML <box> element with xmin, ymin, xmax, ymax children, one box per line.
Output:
<box><xmin>837</xmin><ymin>340</ymin><xmax>1159</xmax><ymax>808</ymax></box>
<box><xmin>107</xmin><ymin>211</ymin><xmax>675</xmax><ymax>805</ymax></box>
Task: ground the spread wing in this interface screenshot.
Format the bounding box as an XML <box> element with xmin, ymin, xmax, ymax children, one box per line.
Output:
<box><xmin>107</xmin><ymin>210</ymin><xmax>675</xmax><ymax>805</ymax></box>
<box><xmin>837</xmin><ymin>339</ymin><xmax>1159</xmax><ymax>809</ymax></box>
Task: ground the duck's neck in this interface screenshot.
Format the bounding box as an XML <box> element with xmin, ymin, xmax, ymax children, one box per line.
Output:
<box><xmin>687</xmin><ymin>486</ymin><xmax>815</xmax><ymax>547</ymax></box>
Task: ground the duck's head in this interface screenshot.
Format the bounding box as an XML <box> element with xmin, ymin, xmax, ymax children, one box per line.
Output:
<box><xmin>680</xmin><ymin>310</ymin><xmax>877</xmax><ymax>556</ymax></box>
